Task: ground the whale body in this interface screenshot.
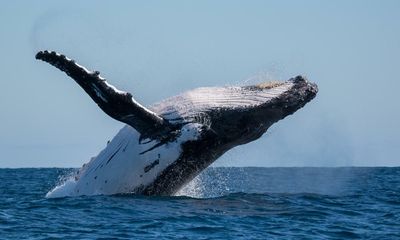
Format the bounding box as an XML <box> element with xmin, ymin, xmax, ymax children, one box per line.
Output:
<box><xmin>36</xmin><ymin>51</ymin><xmax>318</xmax><ymax>197</ymax></box>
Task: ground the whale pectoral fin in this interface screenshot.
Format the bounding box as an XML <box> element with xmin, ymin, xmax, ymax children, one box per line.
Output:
<box><xmin>36</xmin><ymin>50</ymin><xmax>174</xmax><ymax>140</ymax></box>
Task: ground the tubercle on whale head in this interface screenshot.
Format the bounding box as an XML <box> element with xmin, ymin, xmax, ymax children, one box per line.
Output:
<box><xmin>276</xmin><ymin>75</ymin><xmax>318</xmax><ymax>116</ymax></box>
<box><xmin>208</xmin><ymin>75</ymin><xmax>318</xmax><ymax>146</ymax></box>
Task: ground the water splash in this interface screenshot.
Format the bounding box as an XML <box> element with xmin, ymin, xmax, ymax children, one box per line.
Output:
<box><xmin>175</xmin><ymin>167</ymin><xmax>248</xmax><ymax>198</ymax></box>
<box><xmin>175</xmin><ymin>175</ymin><xmax>205</xmax><ymax>198</ymax></box>
<box><xmin>46</xmin><ymin>170</ymin><xmax>77</xmax><ymax>198</ymax></box>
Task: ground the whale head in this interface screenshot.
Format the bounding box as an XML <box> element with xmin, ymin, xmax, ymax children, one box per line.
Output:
<box><xmin>184</xmin><ymin>75</ymin><xmax>318</xmax><ymax>147</ymax></box>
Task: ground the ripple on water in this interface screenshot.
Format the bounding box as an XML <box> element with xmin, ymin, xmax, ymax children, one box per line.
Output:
<box><xmin>0</xmin><ymin>167</ymin><xmax>399</xmax><ymax>239</ymax></box>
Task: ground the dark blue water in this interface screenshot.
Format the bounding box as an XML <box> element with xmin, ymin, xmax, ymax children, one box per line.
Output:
<box><xmin>0</xmin><ymin>167</ymin><xmax>399</xmax><ymax>239</ymax></box>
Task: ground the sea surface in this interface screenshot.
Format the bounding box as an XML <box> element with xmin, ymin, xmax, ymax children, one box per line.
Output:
<box><xmin>0</xmin><ymin>167</ymin><xmax>399</xmax><ymax>239</ymax></box>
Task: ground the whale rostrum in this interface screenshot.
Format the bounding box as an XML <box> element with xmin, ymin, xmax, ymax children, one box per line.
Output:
<box><xmin>37</xmin><ymin>50</ymin><xmax>318</xmax><ymax>197</ymax></box>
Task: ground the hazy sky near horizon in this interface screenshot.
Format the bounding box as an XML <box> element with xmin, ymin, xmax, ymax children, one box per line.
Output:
<box><xmin>0</xmin><ymin>1</ymin><xmax>399</xmax><ymax>167</ymax></box>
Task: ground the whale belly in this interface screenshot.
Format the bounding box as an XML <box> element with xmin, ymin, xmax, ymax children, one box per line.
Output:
<box><xmin>47</xmin><ymin>123</ymin><xmax>203</xmax><ymax>197</ymax></box>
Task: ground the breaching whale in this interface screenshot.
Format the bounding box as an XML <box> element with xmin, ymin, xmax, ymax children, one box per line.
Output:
<box><xmin>36</xmin><ymin>50</ymin><xmax>318</xmax><ymax>197</ymax></box>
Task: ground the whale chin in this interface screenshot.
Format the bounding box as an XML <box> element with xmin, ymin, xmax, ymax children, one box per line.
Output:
<box><xmin>37</xmin><ymin>50</ymin><xmax>318</xmax><ymax>196</ymax></box>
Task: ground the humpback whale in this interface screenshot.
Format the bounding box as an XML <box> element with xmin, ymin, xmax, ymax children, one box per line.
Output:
<box><xmin>36</xmin><ymin>50</ymin><xmax>318</xmax><ymax>197</ymax></box>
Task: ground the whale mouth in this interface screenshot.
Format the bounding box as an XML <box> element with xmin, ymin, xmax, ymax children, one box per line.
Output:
<box><xmin>257</xmin><ymin>75</ymin><xmax>318</xmax><ymax>98</ymax></box>
<box><xmin>242</xmin><ymin>75</ymin><xmax>318</xmax><ymax>109</ymax></box>
<box><xmin>152</xmin><ymin>75</ymin><xmax>318</xmax><ymax>128</ymax></box>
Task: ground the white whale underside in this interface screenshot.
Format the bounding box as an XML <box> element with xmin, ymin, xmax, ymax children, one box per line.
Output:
<box><xmin>46</xmin><ymin>83</ymin><xmax>293</xmax><ymax>198</ymax></box>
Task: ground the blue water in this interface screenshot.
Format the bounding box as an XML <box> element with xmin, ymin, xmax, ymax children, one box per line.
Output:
<box><xmin>0</xmin><ymin>167</ymin><xmax>399</xmax><ymax>239</ymax></box>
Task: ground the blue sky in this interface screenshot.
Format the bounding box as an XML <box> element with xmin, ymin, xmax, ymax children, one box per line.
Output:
<box><xmin>0</xmin><ymin>1</ymin><xmax>399</xmax><ymax>167</ymax></box>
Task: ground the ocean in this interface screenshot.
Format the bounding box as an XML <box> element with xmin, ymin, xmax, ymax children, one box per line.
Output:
<box><xmin>0</xmin><ymin>167</ymin><xmax>399</xmax><ymax>239</ymax></box>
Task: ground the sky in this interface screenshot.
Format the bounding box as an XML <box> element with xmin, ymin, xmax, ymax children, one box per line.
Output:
<box><xmin>0</xmin><ymin>0</ymin><xmax>399</xmax><ymax>168</ymax></box>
